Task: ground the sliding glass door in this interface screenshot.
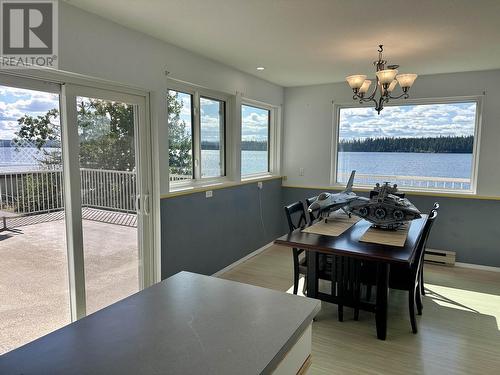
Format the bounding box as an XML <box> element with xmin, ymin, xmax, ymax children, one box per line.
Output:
<box><xmin>0</xmin><ymin>74</ymin><xmax>153</xmax><ymax>353</ymax></box>
<box><xmin>0</xmin><ymin>76</ymin><xmax>70</xmax><ymax>354</ymax></box>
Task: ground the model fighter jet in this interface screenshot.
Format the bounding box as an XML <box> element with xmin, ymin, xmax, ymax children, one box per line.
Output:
<box><xmin>307</xmin><ymin>171</ymin><xmax>359</xmax><ymax>220</ymax></box>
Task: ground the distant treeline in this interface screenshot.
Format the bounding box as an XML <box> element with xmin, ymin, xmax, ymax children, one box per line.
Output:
<box><xmin>201</xmin><ymin>140</ymin><xmax>268</xmax><ymax>151</ymax></box>
<box><xmin>339</xmin><ymin>136</ymin><xmax>473</xmax><ymax>153</ymax></box>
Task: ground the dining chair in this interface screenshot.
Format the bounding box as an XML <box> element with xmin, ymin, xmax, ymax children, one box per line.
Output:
<box><xmin>420</xmin><ymin>202</ymin><xmax>440</xmax><ymax>296</ymax></box>
<box><xmin>305</xmin><ymin>196</ymin><xmax>320</xmax><ymax>223</ymax></box>
<box><xmin>361</xmin><ymin>205</ymin><xmax>439</xmax><ymax>333</ymax></box>
<box><xmin>284</xmin><ymin>201</ymin><xmax>309</xmax><ymax>295</ymax></box>
<box><xmin>304</xmin><ymin>195</ymin><xmax>361</xmax><ymax>322</ymax></box>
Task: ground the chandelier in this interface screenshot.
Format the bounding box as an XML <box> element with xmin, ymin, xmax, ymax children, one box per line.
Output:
<box><xmin>345</xmin><ymin>45</ymin><xmax>417</xmax><ymax>114</ymax></box>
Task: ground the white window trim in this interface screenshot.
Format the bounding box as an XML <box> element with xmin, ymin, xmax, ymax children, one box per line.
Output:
<box><xmin>167</xmin><ymin>81</ymin><xmax>231</xmax><ymax>189</ymax></box>
<box><xmin>330</xmin><ymin>95</ymin><xmax>483</xmax><ymax>194</ymax></box>
<box><xmin>241</xmin><ymin>98</ymin><xmax>281</xmax><ymax>180</ymax></box>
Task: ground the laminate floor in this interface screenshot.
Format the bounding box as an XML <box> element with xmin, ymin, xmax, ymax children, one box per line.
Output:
<box><xmin>220</xmin><ymin>245</ymin><xmax>500</xmax><ymax>375</ymax></box>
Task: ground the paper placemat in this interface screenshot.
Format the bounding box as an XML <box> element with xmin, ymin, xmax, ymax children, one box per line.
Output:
<box><xmin>359</xmin><ymin>222</ymin><xmax>410</xmax><ymax>247</ymax></box>
<box><xmin>302</xmin><ymin>212</ymin><xmax>361</xmax><ymax>237</ymax></box>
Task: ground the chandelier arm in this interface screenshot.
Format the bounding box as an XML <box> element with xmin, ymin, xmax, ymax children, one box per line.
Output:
<box><xmin>387</xmin><ymin>92</ymin><xmax>410</xmax><ymax>100</ymax></box>
<box><xmin>365</xmin><ymin>78</ymin><xmax>379</xmax><ymax>100</ymax></box>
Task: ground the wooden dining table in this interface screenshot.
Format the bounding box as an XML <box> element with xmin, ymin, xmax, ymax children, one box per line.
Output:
<box><xmin>275</xmin><ymin>215</ymin><xmax>428</xmax><ymax>340</ymax></box>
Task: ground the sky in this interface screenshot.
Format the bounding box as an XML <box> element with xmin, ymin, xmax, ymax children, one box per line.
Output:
<box><xmin>339</xmin><ymin>102</ymin><xmax>477</xmax><ymax>140</ymax></box>
<box><xmin>171</xmin><ymin>91</ymin><xmax>270</xmax><ymax>143</ymax></box>
<box><xmin>0</xmin><ymin>85</ymin><xmax>59</xmax><ymax>140</ymax></box>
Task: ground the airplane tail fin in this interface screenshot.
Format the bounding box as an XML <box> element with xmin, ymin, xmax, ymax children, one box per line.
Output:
<box><xmin>343</xmin><ymin>170</ymin><xmax>356</xmax><ymax>193</ymax></box>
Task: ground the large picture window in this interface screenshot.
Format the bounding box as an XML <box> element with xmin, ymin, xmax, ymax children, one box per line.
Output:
<box><xmin>241</xmin><ymin>104</ymin><xmax>270</xmax><ymax>176</ymax></box>
<box><xmin>335</xmin><ymin>100</ymin><xmax>479</xmax><ymax>191</ymax></box>
<box><xmin>168</xmin><ymin>89</ymin><xmax>226</xmax><ymax>182</ymax></box>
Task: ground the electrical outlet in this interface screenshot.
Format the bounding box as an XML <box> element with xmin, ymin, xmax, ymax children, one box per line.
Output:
<box><xmin>257</xmin><ymin>181</ymin><xmax>263</xmax><ymax>190</ymax></box>
<box><xmin>299</xmin><ymin>168</ymin><xmax>304</xmax><ymax>176</ymax></box>
<box><xmin>206</xmin><ymin>190</ymin><xmax>213</xmax><ymax>198</ymax></box>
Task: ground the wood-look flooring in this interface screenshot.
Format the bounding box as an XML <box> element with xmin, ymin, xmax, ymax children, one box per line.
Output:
<box><xmin>219</xmin><ymin>245</ymin><xmax>500</xmax><ymax>375</ymax></box>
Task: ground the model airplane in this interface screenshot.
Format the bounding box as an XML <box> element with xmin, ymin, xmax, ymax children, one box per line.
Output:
<box><xmin>307</xmin><ymin>170</ymin><xmax>359</xmax><ymax>220</ymax></box>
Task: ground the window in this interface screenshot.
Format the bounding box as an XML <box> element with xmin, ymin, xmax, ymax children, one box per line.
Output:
<box><xmin>335</xmin><ymin>100</ymin><xmax>479</xmax><ymax>192</ymax></box>
<box><xmin>200</xmin><ymin>97</ymin><xmax>225</xmax><ymax>178</ymax></box>
<box><xmin>168</xmin><ymin>89</ymin><xmax>225</xmax><ymax>182</ymax></box>
<box><xmin>168</xmin><ymin>90</ymin><xmax>193</xmax><ymax>180</ymax></box>
<box><xmin>241</xmin><ymin>104</ymin><xmax>270</xmax><ymax>176</ymax></box>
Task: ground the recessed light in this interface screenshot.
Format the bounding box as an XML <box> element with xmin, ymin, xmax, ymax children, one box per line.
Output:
<box><xmin>256</xmin><ymin>66</ymin><xmax>265</xmax><ymax>71</ymax></box>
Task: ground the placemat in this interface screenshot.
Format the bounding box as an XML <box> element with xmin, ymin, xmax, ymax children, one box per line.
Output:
<box><xmin>302</xmin><ymin>212</ymin><xmax>360</xmax><ymax>237</ymax></box>
<box><xmin>359</xmin><ymin>222</ymin><xmax>410</xmax><ymax>247</ymax></box>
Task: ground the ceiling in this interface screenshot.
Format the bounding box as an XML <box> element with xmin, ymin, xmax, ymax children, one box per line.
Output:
<box><xmin>64</xmin><ymin>0</ymin><xmax>500</xmax><ymax>87</ymax></box>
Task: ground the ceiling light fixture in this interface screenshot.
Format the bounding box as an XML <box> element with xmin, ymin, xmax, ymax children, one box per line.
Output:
<box><xmin>346</xmin><ymin>45</ymin><xmax>417</xmax><ymax>114</ymax></box>
<box><xmin>256</xmin><ymin>66</ymin><xmax>265</xmax><ymax>71</ymax></box>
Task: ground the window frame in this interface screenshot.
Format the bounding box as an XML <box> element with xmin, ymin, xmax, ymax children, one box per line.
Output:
<box><xmin>167</xmin><ymin>82</ymin><xmax>230</xmax><ymax>188</ymax></box>
<box><xmin>331</xmin><ymin>96</ymin><xmax>483</xmax><ymax>194</ymax></box>
<box><xmin>240</xmin><ymin>98</ymin><xmax>280</xmax><ymax>179</ymax></box>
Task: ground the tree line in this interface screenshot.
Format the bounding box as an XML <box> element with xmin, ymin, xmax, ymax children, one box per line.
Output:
<box><xmin>339</xmin><ymin>135</ymin><xmax>473</xmax><ymax>153</ymax></box>
<box><xmin>201</xmin><ymin>140</ymin><xmax>268</xmax><ymax>151</ymax></box>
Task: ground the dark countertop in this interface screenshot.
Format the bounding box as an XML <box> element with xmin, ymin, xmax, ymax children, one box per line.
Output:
<box><xmin>0</xmin><ymin>271</ymin><xmax>320</xmax><ymax>375</ymax></box>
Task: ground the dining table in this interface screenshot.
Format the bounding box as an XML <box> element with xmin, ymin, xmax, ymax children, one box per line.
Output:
<box><xmin>275</xmin><ymin>214</ymin><xmax>428</xmax><ymax>340</ymax></box>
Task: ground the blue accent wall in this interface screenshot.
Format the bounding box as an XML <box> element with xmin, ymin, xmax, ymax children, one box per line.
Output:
<box><xmin>161</xmin><ymin>179</ymin><xmax>284</xmax><ymax>279</ymax></box>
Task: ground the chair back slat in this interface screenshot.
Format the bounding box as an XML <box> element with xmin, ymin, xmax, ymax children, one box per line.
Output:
<box><xmin>284</xmin><ymin>201</ymin><xmax>307</xmax><ymax>232</ymax></box>
<box><xmin>305</xmin><ymin>196</ymin><xmax>319</xmax><ymax>223</ymax></box>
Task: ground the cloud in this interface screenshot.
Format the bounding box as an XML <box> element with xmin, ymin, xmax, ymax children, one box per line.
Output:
<box><xmin>339</xmin><ymin>102</ymin><xmax>476</xmax><ymax>140</ymax></box>
<box><xmin>0</xmin><ymin>85</ymin><xmax>59</xmax><ymax>140</ymax></box>
<box><xmin>242</xmin><ymin>106</ymin><xmax>269</xmax><ymax>141</ymax></box>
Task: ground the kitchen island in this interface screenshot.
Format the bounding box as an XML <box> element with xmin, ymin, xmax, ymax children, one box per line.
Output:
<box><xmin>0</xmin><ymin>271</ymin><xmax>319</xmax><ymax>374</ymax></box>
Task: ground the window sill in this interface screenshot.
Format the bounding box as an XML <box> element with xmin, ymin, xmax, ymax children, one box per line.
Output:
<box><xmin>282</xmin><ymin>182</ymin><xmax>500</xmax><ymax>200</ymax></box>
<box><xmin>163</xmin><ymin>175</ymin><xmax>282</xmax><ymax>199</ymax></box>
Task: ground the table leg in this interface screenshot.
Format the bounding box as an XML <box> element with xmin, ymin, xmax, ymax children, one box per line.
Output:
<box><xmin>375</xmin><ymin>262</ymin><xmax>390</xmax><ymax>340</ymax></box>
<box><xmin>306</xmin><ymin>251</ymin><xmax>318</xmax><ymax>299</ymax></box>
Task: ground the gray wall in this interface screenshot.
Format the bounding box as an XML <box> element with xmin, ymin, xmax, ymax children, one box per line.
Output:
<box><xmin>283</xmin><ymin>187</ymin><xmax>500</xmax><ymax>268</ymax></box>
<box><xmin>161</xmin><ymin>179</ymin><xmax>284</xmax><ymax>279</ymax></box>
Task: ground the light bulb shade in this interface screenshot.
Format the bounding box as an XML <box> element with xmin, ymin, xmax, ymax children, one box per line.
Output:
<box><xmin>387</xmin><ymin>80</ymin><xmax>398</xmax><ymax>92</ymax></box>
<box><xmin>358</xmin><ymin>80</ymin><xmax>372</xmax><ymax>94</ymax></box>
<box><xmin>396</xmin><ymin>73</ymin><xmax>418</xmax><ymax>88</ymax></box>
<box><xmin>346</xmin><ymin>75</ymin><xmax>367</xmax><ymax>89</ymax></box>
<box><xmin>376</xmin><ymin>69</ymin><xmax>398</xmax><ymax>85</ymax></box>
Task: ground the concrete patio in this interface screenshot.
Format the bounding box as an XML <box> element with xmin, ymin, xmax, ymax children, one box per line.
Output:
<box><xmin>0</xmin><ymin>210</ymin><xmax>138</xmax><ymax>354</ymax></box>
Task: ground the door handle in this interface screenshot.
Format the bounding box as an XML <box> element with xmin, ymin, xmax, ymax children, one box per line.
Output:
<box><xmin>136</xmin><ymin>194</ymin><xmax>150</xmax><ymax>215</ymax></box>
<box><xmin>144</xmin><ymin>194</ymin><xmax>150</xmax><ymax>216</ymax></box>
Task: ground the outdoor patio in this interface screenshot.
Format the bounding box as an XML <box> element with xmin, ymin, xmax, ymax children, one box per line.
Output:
<box><xmin>0</xmin><ymin>209</ymin><xmax>138</xmax><ymax>354</ymax></box>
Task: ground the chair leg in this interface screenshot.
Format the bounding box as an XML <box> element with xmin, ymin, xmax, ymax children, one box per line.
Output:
<box><xmin>293</xmin><ymin>257</ymin><xmax>299</xmax><ymax>295</ymax></box>
<box><xmin>409</xmin><ymin>288</ymin><xmax>418</xmax><ymax>334</ymax></box>
<box><xmin>416</xmin><ymin>285</ymin><xmax>423</xmax><ymax>315</ymax></box>
<box><xmin>302</xmin><ymin>274</ymin><xmax>308</xmax><ymax>295</ymax></box>
<box><xmin>366</xmin><ymin>285</ymin><xmax>372</xmax><ymax>301</ymax></box>
<box><xmin>338</xmin><ymin>304</ymin><xmax>344</xmax><ymax>322</ymax></box>
<box><xmin>420</xmin><ymin>268</ymin><xmax>426</xmax><ymax>296</ymax></box>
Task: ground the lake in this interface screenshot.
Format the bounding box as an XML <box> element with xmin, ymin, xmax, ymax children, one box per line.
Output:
<box><xmin>1</xmin><ymin>147</ymin><xmax>474</xmax><ymax>190</ymax></box>
<box><xmin>337</xmin><ymin>151</ymin><xmax>473</xmax><ymax>190</ymax></box>
<box><xmin>201</xmin><ymin>150</ymin><xmax>269</xmax><ymax>176</ymax></box>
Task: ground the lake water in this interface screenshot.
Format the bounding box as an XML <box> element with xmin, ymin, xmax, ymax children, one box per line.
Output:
<box><xmin>201</xmin><ymin>150</ymin><xmax>269</xmax><ymax>176</ymax></box>
<box><xmin>1</xmin><ymin>147</ymin><xmax>474</xmax><ymax>190</ymax></box>
<box><xmin>337</xmin><ymin>151</ymin><xmax>473</xmax><ymax>189</ymax></box>
<box><xmin>0</xmin><ymin>147</ymin><xmax>56</xmax><ymax>172</ymax></box>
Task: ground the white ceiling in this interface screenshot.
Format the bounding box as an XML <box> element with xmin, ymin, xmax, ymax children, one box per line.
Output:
<box><xmin>65</xmin><ymin>0</ymin><xmax>500</xmax><ymax>87</ymax></box>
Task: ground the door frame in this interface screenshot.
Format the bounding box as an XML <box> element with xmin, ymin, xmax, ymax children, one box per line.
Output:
<box><xmin>62</xmin><ymin>83</ymin><xmax>154</xmax><ymax>318</ymax></box>
<box><xmin>0</xmin><ymin>70</ymin><xmax>159</xmax><ymax>321</ymax></box>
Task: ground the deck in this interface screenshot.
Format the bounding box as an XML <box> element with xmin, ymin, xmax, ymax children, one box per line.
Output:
<box><xmin>0</xmin><ymin>208</ymin><xmax>138</xmax><ymax>354</ymax></box>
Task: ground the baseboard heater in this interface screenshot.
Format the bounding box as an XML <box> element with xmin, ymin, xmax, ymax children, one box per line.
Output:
<box><xmin>424</xmin><ymin>249</ymin><xmax>456</xmax><ymax>266</ymax></box>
